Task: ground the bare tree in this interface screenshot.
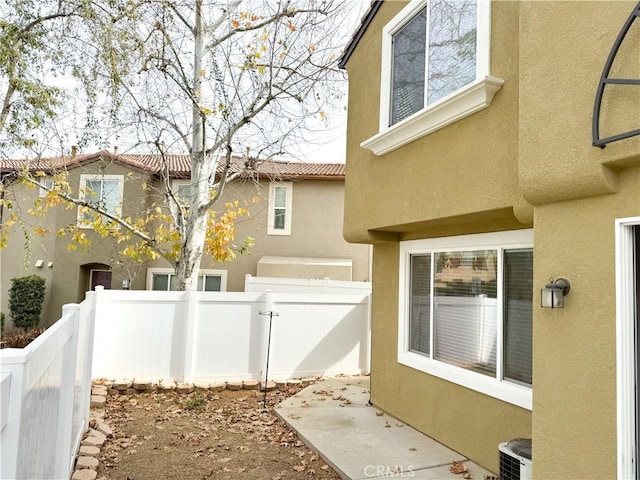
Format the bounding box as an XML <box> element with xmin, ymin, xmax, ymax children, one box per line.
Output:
<box><xmin>2</xmin><ymin>0</ymin><xmax>353</xmax><ymax>291</ymax></box>
<box><xmin>0</xmin><ymin>0</ymin><xmax>93</xmax><ymax>153</ymax></box>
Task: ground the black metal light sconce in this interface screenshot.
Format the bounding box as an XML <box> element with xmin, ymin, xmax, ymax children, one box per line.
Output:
<box><xmin>541</xmin><ymin>278</ymin><xmax>571</xmax><ymax>308</ymax></box>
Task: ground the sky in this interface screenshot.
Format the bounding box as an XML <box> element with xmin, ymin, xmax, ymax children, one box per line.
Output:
<box><xmin>39</xmin><ymin>1</ymin><xmax>370</xmax><ymax>165</ymax></box>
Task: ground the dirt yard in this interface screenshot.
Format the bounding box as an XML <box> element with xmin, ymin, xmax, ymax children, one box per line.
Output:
<box><xmin>96</xmin><ymin>385</ymin><xmax>342</xmax><ymax>480</ymax></box>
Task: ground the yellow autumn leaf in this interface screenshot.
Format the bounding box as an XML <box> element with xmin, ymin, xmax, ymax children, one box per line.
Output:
<box><xmin>33</xmin><ymin>226</ymin><xmax>50</xmax><ymax>237</ymax></box>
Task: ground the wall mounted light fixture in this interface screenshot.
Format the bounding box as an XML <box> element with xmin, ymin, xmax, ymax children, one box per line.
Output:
<box><xmin>541</xmin><ymin>278</ymin><xmax>571</xmax><ymax>308</ymax></box>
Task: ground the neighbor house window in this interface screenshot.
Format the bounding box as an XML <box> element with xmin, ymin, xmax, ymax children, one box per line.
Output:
<box><xmin>77</xmin><ymin>174</ymin><xmax>124</xmax><ymax>227</ymax></box>
<box><xmin>38</xmin><ymin>178</ymin><xmax>54</xmax><ymax>197</ymax></box>
<box><xmin>267</xmin><ymin>181</ymin><xmax>293</xmax><ymax>235</ymax></box>
<box><xmin>146</xmin><ymin>268</ymin><xmax>227</xmax><ymax>292</ymax></box>
<box><xmin>398</xmin><ymin>230</ymin><xmax>533</xmax><ymax>409</ymax></box>
<box><xmin>174</xmin><ymin>182</ymin><xmax>191</xmax><ymax>205</ymax></box>
<box><xmin>362</xmin><ymin>0</ymin><xmax>503</xmax><ymax>155</ymax></box>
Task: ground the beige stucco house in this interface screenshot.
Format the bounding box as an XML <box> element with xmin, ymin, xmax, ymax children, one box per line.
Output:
<box><xmin>0</xmin><ymin>151</ymin><xmax>370</xmax><ymax>328</ymax></box>
<box><xmin>340</xmin><ymin>0</ymin><xmax>639</xmax><ymax>477</ymax></box>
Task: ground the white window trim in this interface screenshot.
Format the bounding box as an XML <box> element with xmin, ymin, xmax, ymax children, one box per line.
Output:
<box><xmin>145</xmin><ymin>267</ymin><xmax>228</xmax><ymax>292</ymax></box>
<box><xmin>77</xmin><ymin>174</ymin><xmax>124</xmax><ymax>228</ymax></box>
<box><xmin>398</xmin><ymin>229</ymin><xmax>533</xmax><ymax>410</ymax></box>
<box><xmin>616</xmin><ymin>216</ymin><xmax>639</xmax><ymax>479</ymax></box>
<box><xmin>364</xmin><ymin>0</ymin><xmax>503</xmax><ymax>156</ymax></box>
<box><xmin>267</xmin><ymin>181</ymin><xmax>293</xmax><ymax>236</ymax></box>
<box><xmin>38</xmin><ymin>178</ymin><xmax>54</xmax><ymax>197</ymax></box>
<box><xmin>172</xmin><ymin>180</ymin><xmax>191</xmax><ymax>203</ymax></box>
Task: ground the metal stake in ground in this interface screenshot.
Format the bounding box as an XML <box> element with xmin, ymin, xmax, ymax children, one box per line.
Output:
<box><xmin>259</xmin><ymin>309</ymin><xmax>279</xmax><ymax>408</ymax></box>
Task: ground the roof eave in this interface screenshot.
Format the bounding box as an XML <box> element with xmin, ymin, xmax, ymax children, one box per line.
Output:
<box><xmin>338</xmin><ymin>1</ymin><xmax>384</xmax><ymax>69</ymax></box>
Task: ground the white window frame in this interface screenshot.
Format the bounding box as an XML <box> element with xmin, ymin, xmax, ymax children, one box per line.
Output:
<box><xmin>172</xmin><ymin>180</ymin><xmax>191</xmax><ymax>204</ymax></box>
<box><xmin>616</xmin><ymin>216</ymin><xmax>639</xmax><ymax>479</ymax></box>
<box><xmin>267</xmin><ymin>181</ymin><xmax>293</xmax><ymax>236</ymax></box>
<box><xmin>363</xmin><ymin>0</ymin><xmax>503</xmax><ymax>156</ymax></box>
<box><xmin>77</xmin><ymin>174</ymin><xmax>124</xmax><ymax>228</ymax></box>
<box><xmin>38</xmin><ymin>178</ymin><xmax>54</xmax><ymax>197</ymax></box>
<box><xmin>145</xmin><ymin>267</ymin><xmax>228</xmax><ymax>292</ymax></box>
<box><xmin>398</xmin><ymin>229</ymin><xmax>533</xmax><ymax>410</ymax></box>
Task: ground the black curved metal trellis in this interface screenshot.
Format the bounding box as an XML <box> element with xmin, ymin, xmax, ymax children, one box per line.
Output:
<box><xmin>592</xmin><ymin>2</ymin><xmax>640</xmax><ymax>148</ymax></box>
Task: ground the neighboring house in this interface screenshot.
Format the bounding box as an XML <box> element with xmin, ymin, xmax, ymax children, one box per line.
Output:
<box><xmin>0</xmin><ymin>152</ymin><xmax>370</xmax><ymax>328</ymax></box>
<box><xmin>339</xmin><ymin>1</ymin><xmax>639</xmax><ymax>478</ymax></box>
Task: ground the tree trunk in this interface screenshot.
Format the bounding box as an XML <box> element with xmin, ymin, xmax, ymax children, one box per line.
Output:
<box><xmin>175</xmin><ymin>0</ymin><xmax>207</xmax><ymax>291</ymax></box>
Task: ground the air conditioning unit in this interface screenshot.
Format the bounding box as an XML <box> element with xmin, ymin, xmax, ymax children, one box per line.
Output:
<box><xmin>498</xmin><ymin>438</ymin><xmax>532</xmax><ymax>480</ymax></box>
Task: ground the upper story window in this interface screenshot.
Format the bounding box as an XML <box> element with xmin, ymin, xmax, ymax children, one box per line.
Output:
<box><xmin>77</xmin><ymin>174</ymin><xmax>124</xmax><ymax>227</ymax></box>
<box><xmin>267</xmin><ymin>181</ymin><xmax>293</xmax><ymax>236</ymax></box>
<box><xmin>391</xmin><ymin>1</ymin><xmax>477</xmax><ymax>125</ymax></box>
<box><xmin>363</xmin><ymin>0</ymin><xmax>503</xmax><ymax>155</ymax></box>
<box><xmin>38</xmin><ymin>178</ymin><xmax>54</xmax><ymax>197</ymax></box>
<box><xmin>398</xmin><ymin>230</ymin><xmax>533</xmax><ymax>410</ymax></box>
<box><xmin>174</xmin><ymin>182</ymin><xmax>191</xmax><ymax>205</ymax></box>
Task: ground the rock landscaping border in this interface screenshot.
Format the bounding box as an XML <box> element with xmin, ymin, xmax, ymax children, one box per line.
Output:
<box><xmin>71</xmin><ymin>377</ymin><xmax>318</xmax><ymax>479</ymax></box>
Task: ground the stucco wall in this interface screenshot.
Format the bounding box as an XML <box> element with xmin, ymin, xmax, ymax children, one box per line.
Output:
<box><xmin>344</xmin><ymin>1</ymin><xmax>527</xmax><ymax>244</ymax></box>
<box><xmin>369</xmin><ymin>242</ymin><xmax>531</xmax><ymax>472</ymax></box>
<box><xmin>207</xmin><ymin>178</ymin><xmax>370</xmax><ymax>292</ymax></box>
<box><xmin>533</xmin><ymin>168</ymin><xmax>640</xmax><ymax>479</ymax></box>
<box><xmin>342</xmin><ymin>1</ymin><xmax>530</xmax><ymax>473</ymax></box>
<box><xmin>1</xmin><ymin>178</ymin><xmax>59</xmax><ymax>327</ymax></box>
<box><xmin>2</xmin><ymin>166</ymin><xmax>370</xmax><ymax>327</ymax></box>
<box><xmin>341</xmin><ymin>0</ymin><xmax>639</xmax><ymax>477</ymax></box>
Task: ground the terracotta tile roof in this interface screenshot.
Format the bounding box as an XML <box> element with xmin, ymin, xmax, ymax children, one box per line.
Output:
<box><xmin>0</xmin><ymin>151</ymin><xmax>344</xmax><ymax>180</ymax></box>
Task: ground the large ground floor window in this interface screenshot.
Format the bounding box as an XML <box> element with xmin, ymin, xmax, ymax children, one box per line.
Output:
<box><xmin>398</xmin><ymin>229</ymin><xmax>533</xmax><ymax>409</ymax></box>
<box><xmin>146</xmin><ymin>268</ymin><xmax>227</xmax><ymax>292</ymax></box>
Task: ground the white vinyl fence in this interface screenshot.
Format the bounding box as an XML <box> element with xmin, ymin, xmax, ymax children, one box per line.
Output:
<box><xmin>0</xmin><ymin>292</ymin><xmax>97</xmax><ymax>480</ymax></box>
<box><xmin>244</xmin><ymin>274</ymin><xmax>372</xmax><ymax>295</ymax></box>
<box><xmin>0</xmin><ymin>282</ymin><xmax>370</xmax><ymax>479</ymax></box>
<box><xmin>92</xmin><ymin>288</ymin><xmax>371</xmax><ymax>383</ymax></box>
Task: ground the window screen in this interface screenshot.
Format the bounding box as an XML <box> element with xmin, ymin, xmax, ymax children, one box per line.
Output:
<box><xmin>410</xmin><ymin>255</ymin><xmax>431</xmax><ymax>355</ymax></box>
<box><xmin>503</xmin><ymin>249</ymin><xmax>533</xmax><ymax>385</ymax></box>
<box><xmin>198</xmin><ymin>275</ymin><xmax>222</xmax><ymax>292</ymax></box>
<box><xmin>391</xmin><ymin>7</ymin><xmax>427</xmax><ymax>125</ymax></box>
<box><xmin>434</xmin><ymin>250</ymin><xmax>498</xmax><ymax>377</ymax></box>
<box><xmin>427</xmin><ymin>0</ymin><xmax>477</xmax><ymax>104</ymax></box>
<box><xmin>274</xmin><ymin>186</ymin><xmax>287</xmax><ymax>230</ymax></box>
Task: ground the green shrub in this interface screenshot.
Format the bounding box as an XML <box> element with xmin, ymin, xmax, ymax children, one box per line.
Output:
<box><xmin>0</xmin><ymin>312</ymin><xmax>4</xmax><ymax>332</ymax></box>
<box><xmin>184</xmin><ymin>391</ymin><xmax>207</xmax><ymax>411</ymax></box>
<box><xmin>9</xmin><ymin>275</ymin><xmax>46</xmax><ymax>330</ymax></box>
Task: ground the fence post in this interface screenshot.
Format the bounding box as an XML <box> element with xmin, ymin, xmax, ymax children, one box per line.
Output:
<box><xmin>0</xmin><ymin>356</ymin><xmax>26</xmax><ymax>479</ymax></box>
<box><xmin>57</xmin><ymin>303</ymin><xmax>81</xmax><ymax>478</ymax></box>
<box><xmin>82</xmin><ymin>290</ymin><xmax>98</xmax><ymax>436</ymax></box>
<box><xmin>323</xmin><ymin>277</ymin><xmax>331</xmax><ymax>294</ymax></box>
<box><xmin>260</xmin><ymin>290</ymin><xmax>274</xmax><ymax>379</ymax></box>
<box><xmin>183</xmin><ymin>290</ymin><xmax>198</xmax><ymax>383</ymax></box>
<box><xmin>244</xmin><ymin>273</ymin><xmax>252</xmax><ymax>292</ymax></box>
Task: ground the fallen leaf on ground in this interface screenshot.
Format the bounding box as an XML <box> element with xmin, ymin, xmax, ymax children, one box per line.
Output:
<box><xmin>450</xmin><ymin>461</ymin><xmax>468</xmax><ymax>474</ymax></box>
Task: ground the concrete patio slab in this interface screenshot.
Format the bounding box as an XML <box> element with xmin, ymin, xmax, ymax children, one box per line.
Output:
<box><xmin>275</xmin><ymin>376</ymin><xmax>496</xmax><ymax>480</ymax></box>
